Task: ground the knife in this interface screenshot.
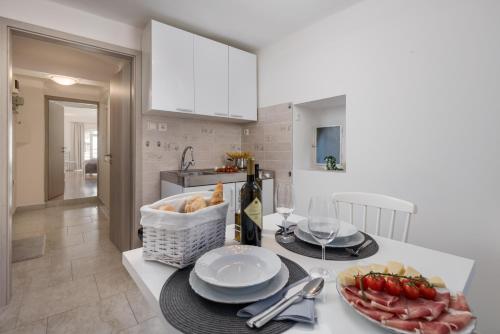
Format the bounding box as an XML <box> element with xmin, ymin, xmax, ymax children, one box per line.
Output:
<box><xmin>246</xmin><ymin>278</ymin><xmax>310</xmax><ymax>328</ymax></box>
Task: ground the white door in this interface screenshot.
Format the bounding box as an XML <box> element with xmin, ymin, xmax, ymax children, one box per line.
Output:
<box><xmin>47</xmin><ymin>101</ymin><xmax>65</xmax><ymax>200</ymax></box>
<box><xmin>228</xmin><ymin>47</ymin><xmax>257</xmax><ymax>121</ymax></box>
<box><xmin>151</xmin><ymin>21</ymin><xmax>194</xmax><ymax>113</ymax></box>
<box><xmin>194</xmin><ymin>35</ymin><xmax>228</xmax><ymax>117</ymax></box>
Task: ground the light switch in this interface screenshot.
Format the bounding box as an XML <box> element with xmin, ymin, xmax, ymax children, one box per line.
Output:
<box><xmin>158</xmin><ymin>122</ymin><xmax>167</xmax><ymax>132</ymax></box>
<box><xmin>147</xmin><ymin>121</ymin><xmax>157</xmax><ymax>131</ymax></box>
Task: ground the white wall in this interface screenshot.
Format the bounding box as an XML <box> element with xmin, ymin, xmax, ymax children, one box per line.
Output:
<box><xmin>258</xmin><ymin>0</ymin><xmax>500</xmax><ymax>331</ymax></box>
<box><xmin>0</xmin><ymin>0</ymin><xmax>141</xmax><ymax>50</ymax></box>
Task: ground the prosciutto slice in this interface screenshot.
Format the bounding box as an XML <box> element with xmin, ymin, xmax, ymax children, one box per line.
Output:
<box><xmin>344</xmin><ymin>286</ymin><xmax>399</xmax><ymax>307</ymax></box>
<box><xmin>352</xmin><ymin>302</ymin><xmax>394</xmax><ymax>321</ymax></box>
<box><xmin>382</xmin><ymin>319</ymin><xmax>420</xmax><ymax>332</ymax></box>
<box><xmin>449</xmin><ymin>292</ymin><xmax>470</xmax><ymax>312</ymax></box>
<box><xmin>340</xmin><ymin>288</ymin><xmax>372</xmax><ymax>308</ymax></box>
<box><xmin>437</xmin><ymin>312</ymin><xmax>473</xmax><ymax>331</ymax></box>
<box><xmin>435</xmin><ymin>291</ymin><xmax>451</xmax><ymax>308</ymax></box>
<box><xmin>371</xmin><ymin>298</ymin><xmax>407</xmax><ymax>314</ymax></box>
<box><xmin>419</xmin><ymin>321</ymin><xmax>451</xmax><ymax>334</ymax></box>
<box><xmin>400</xmin><ymin>298</ymin><xmax>446</xmax><ymax>321</ymax></box>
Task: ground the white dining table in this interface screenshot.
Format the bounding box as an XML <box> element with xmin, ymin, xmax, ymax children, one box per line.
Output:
<box><xmin>122</xmin><ymin>214</ymin><xmax>475</xmax><ymax>334</ymax></box>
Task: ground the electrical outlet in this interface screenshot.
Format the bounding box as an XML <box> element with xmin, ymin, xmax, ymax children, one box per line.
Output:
<box><xmin>243</xmin><ymin>129</ymin><xmax>250</xmax><ymax>136</ymax></box>
<box><xmin>158</xmin><ymin>122</ymin><xmax>167</xmax><ymax>132</ymax></box>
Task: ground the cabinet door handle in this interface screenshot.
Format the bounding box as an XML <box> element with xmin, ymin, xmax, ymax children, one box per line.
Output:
<box><xmin>176</xmin><ymin>108</ymin><xmax>193</xmax><ymax>113</ymax></box>
<box><xmin>230</xmin><ymin>114</ymin><xmax>243</xmax><ymax>118</ymax></box>
<box><xmin>214</xmin><ymin>112</ymin><xmax>228</xmax><ymax>117</ymax></box>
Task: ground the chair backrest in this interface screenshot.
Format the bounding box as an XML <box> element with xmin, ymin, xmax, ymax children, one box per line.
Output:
<box><xmin>331</xmin><ymin>192</ymin><xmax>417</xmax><ymax>242</ymax></box>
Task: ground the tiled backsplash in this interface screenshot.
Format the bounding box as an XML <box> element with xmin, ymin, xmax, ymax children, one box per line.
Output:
<box><xmin>142</xmin><ymin>103</ymin><xmax>293</xmax><ymax>204</ymax></box>
<box><xmin>242</xmin><ymin>103</ymin><xmax>293</xmax><ymax>185</ymax></box>
<box><xmin>142</xmin><ymin>115</ymin><xmax>242</xmax><ymax>204</ymax></box>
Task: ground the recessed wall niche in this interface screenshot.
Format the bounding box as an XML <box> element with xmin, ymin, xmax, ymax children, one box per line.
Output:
<box><xmin>293</xmin><ymin>95</ymin><xmax>346</xmax><ymax>171</ymax></box>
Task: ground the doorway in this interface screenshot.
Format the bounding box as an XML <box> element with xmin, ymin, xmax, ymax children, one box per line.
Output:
<box><xmin>0</xmin><ymin>20</ymin><xmax>142</xmax><ymax>308</ymax></box>
<box><xmin>46</xmin><ymin>97</ymin><xmax>99</xmax><ymax>201</ymax></box>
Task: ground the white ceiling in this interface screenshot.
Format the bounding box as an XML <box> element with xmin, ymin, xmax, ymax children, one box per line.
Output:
<box><xmin>12</xmin><ymin>33</ymin><xmax>125</xmax><ymax>84</ymax></box>
<box><xmin>46</xmin><ymin>0</ymin><xmax>362</xmax><ymax>50</ymax></box>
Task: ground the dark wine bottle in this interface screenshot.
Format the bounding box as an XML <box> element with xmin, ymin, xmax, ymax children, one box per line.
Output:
<box><xmin>240</xmin><ymin>158</ymin><xmax>262</xmax><ymax>246</ymax></box>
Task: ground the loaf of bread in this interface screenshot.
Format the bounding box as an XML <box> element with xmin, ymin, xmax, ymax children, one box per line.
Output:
<box><xmin>208</xmin><ymin>182</ymin><xmax>224</xmax><ymax>206</ymax></box>
<box><xmin>158</xmin><ymin>204</ymin><xmax>176</xmax><ymax>212</ymax></box>
<box><xmin>184</xmin><ymin>196</ymin><xmax>207</xmax><ymax>213</ymax></box>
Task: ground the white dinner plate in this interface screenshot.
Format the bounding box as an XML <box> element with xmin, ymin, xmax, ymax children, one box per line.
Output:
<box><xmin>294</xmin><ymin>227</ymin><xmax>365</xmax><ymax>248</ymax></box>
<box><xmin>335</xmin><ymin>280</ymin><xmax>477</xmax><ymax>334</ymax></box>
<box><xmin>297</xmin><ymin>219</ymin><xmax>358</xmax><ymax>239</ymax></box>
<box><xmin>194</xmin><ymin>245</ymin><xmax>282</xmax><ymax>288</ymax></box>
<box><xmin>189</xmin><ymin>263</ymin><xmax>289</xmax><ymax>304</ymax></box>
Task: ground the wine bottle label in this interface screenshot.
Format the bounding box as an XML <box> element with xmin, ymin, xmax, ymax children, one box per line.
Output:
<box><xmin>244</xmin><ymin>198</ymin><xmax>262</xmax><ymax>229</ymax></box>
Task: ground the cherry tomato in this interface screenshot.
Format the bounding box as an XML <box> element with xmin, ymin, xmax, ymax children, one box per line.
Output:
<box><xmin>419</xmin><ymin>285</ymin><xmax>437</xmax><ymax>300</ymax></box>
<box><xmin>365</xmin><ymin>275</ymin><xmax>386</xmax><ymax>292</ymax></box>
<box><xmin>402</xmin><ymin>282</ymin><xmax>420</xmax><ymax>300</ymax></box>
<box><xmin>384</xmin><ymin>277</ymin><xmax>402</xmax><ymax>296</ymax></box>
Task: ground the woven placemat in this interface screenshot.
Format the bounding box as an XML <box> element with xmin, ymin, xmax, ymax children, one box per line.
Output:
<box><xmin>159</xmin><ymin>256</ymin><xmax>309</xmax><ymax>334</ymax></box>
<box><xmin>275</xmin><ymin>231</ymin><xmax>378</xmax><ymax>261</ymax></box>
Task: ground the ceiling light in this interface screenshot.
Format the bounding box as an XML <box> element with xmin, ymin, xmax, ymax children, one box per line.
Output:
<box><xmin>49</xmin><ymin>75</ymin><xmax>78</xmax><ymax>86</ymax></box>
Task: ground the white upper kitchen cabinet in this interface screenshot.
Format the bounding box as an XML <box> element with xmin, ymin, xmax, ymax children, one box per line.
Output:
<box><xmin>194</xmin><ymin>35</ymin><xmax>229</xmax><ymax>118</ymax></box>
<box><xmin>228</xmin><ymin>47</ymin><xmax>257</xmax><ymax>121</ymax></box>
<box><xmin>143</xmin><ymin>20</ymin><xmax>194</xmax><ymax>114</ymax></box>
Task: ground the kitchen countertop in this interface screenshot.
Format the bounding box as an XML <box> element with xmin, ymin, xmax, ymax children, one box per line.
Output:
<box><xmin>160</xmin><ymin>168</ymin><xmax>274</xmax><ymax>187</ymax></box>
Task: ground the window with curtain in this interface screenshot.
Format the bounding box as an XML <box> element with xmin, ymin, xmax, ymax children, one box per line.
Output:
<box><xmin>84</xmin><ymin>129</ymin><xmax>98</xmax><ymax>160</ymax></box>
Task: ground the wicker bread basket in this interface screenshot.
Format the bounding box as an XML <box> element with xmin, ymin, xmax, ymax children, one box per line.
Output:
<box><xmin>140</xmin><ymin>191</ymin><xmax>229</xmax><ymax>268</ymax></box>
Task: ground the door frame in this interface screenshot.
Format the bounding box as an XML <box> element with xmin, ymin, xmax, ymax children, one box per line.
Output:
<box><xmin>0</xmin><ymin>17</ymin><xmax>143</xmax><ymax>307</ymax></box>
<box><xmin>44</xmin><ymin>96</ymin><xmax>100</xmax><ymax>202</ymax></box>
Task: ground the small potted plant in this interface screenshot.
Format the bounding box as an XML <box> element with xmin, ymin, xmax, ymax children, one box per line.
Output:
<box><xmin>324</xmin><ymin>155</ymin><xmax>337</xmax><ymax>171</ymax></box>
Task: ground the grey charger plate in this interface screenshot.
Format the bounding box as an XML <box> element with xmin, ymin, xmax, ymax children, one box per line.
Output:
<box><xmin>159</xmin><ymin>255</ymin><xmax>309</xmax><ymax>334</ymax></box>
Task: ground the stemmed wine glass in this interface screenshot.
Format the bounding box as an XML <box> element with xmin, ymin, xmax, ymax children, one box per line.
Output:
<box><xmin>307</xmin><ymin>195</ymin><xmax>340</xmax><ymax>281</ymax></box>
<box><xmin>275</xmin><ymin>183</ymin><xmax>295</xmax><ymax>244</ymax></box>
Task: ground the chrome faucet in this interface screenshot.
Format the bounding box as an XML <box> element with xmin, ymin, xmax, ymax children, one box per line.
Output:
<box><xmin>180</xmin><ymin>146</ymin><xmax>195</xmax><ymax>171</ymax></box>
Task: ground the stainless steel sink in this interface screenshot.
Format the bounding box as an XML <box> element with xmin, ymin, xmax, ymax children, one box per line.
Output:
<box><xmin>160</xmin><ymin>169</ymin><xmax>274</xmax><ymax>187</ymax></box>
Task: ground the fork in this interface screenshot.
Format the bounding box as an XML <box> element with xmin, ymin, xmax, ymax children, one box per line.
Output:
<box><xmin>345</xmin><ymin>240</ymin><xmax>372</xmax><ymax>257</ymax></box>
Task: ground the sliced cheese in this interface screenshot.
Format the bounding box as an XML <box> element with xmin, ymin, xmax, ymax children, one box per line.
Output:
<box><xmin>337</xmin><ymin>270</ymin><xmax>357</xmax><ymax>286</ymax></box>
<box><xmin>356</xmin><ymin>265</ymin><xmax>372</xmax><ymax>276</ymax></box>
<box><xmin>370</xmin><ymin>264</ymin><xmax>387</xmax><ymax>274</ymax></box>
<box><xmin>404</xmin><ymin>266</ymin><xmax>421</xmax><ymax>278</ymax></box>
<box><xmin>386</xmin><ymin>261</ymin><xmax>405</xmax><ymax>275</ymax></box>
<box><xmin>429</xmin><ymin>276</ymin><xmax>446</xmax><ymax>288</ymax></box>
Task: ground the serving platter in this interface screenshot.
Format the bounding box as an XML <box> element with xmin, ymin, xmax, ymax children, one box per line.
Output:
<box><xmin>189</xmin><ymin>263</ymin><xmax>290</xmax><ymax>304</ymax></box>
<box><xmin>194</xmin><ymin>245</ymin><xmax>282</xmax><ymax>288</ymax></box>
<box><xmin>335</xmin><ymin>280</ymin><xmax>476</xmax><ymax>334</ymax></box>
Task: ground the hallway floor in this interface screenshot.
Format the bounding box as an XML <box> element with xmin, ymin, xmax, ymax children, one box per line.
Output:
<box><xmin>1</xmin><ymin>204</ymin><xmax>167</xmax><ymax>334</ymax></box>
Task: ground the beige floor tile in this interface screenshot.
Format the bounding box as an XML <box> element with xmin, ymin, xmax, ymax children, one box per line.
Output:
<box><xmin>12</xmin><ymin>256</ymin><xmax>51</xmax><ymax>274</ymax></box>
<box><xmin>124</xmin><ymin>288</ymin><xmax>156</xmax><ymax>323</ymax></box>
<box><xmin>0</xmin><ymin>286</ymin><xmax>25</xmax><ymax>332</ymax></box>
<box><xmin>71</xmin><ymin>252</ymin><xmax>122</xmax><ymax>279</ymax></box>
<box><xmin>67</xmin><ymin>220</ymin><xmax>108</xmax><ymax>235</ymax></box>
<box><xmin>13</xmin><ymin>259</ymin><xmax>72</xmax><ymax>291</ymax></box>
<box><xmin>117</xmin><ymin>317</ymin><xmax>167</xmax><ymax>334</ymax></box>
<box><xmin>48</xmin><ymin>242</ymin><xmax>118</xmax><ymax>263</ymax></box>
<box><xmin>46</xmin><ymin>233</ymin><xmax>84</xmax><ymax>250</ymax></box>
<box><xmin>46</xmin><ymin>293</ymin><xmax>137</xmax><ymax>334</ymax></box>
<box><xmin>95</xmin><ymin>268</ymin><xmax>136</xmax><ymax>299</ymax></box>
<box><xmin>18</xmin><ymin>276</ymin><xmax>100</xmax><ymax>323</ymax></box>
<box><xmin>62</xmin><ymin>216</ymin><xmax>93</xmax><ymax>227</ymax></box>
<box><xmin>0</xmin><ymin>319</ymin><xmax>47</xmax><ymax>334</ymax></box>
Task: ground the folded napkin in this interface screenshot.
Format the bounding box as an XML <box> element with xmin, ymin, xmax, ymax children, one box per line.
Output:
<box><xmin>236</xmin><ymin>277</ymin><xmax>316</xmax><ymax>324</ymax></box>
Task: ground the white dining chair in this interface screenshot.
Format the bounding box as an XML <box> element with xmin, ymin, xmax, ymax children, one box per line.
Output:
<box><xmin>331</xmin><ymin>192</ymin><xmax>417</xmax><ymax>242</ymax></box>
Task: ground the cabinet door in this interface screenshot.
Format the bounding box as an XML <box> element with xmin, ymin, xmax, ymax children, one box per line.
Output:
<box><xmin>262</xmin><ymin>179</ymin><xmax>274</xmax><ymax>215</ymax></box>
<box><xmin>228</xmin><ymin>47</ymin><xmax>257</xmax><ymax>121</ymax></box>
<box><xmin>151</xmin><ymin>21</ymin><xmax>194</xmax><ymax>113</ymax></box>
<box><xmin>194</xmin><ymin>36</ymin><xmax>228</xmax><ymax>117</ymax></box>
